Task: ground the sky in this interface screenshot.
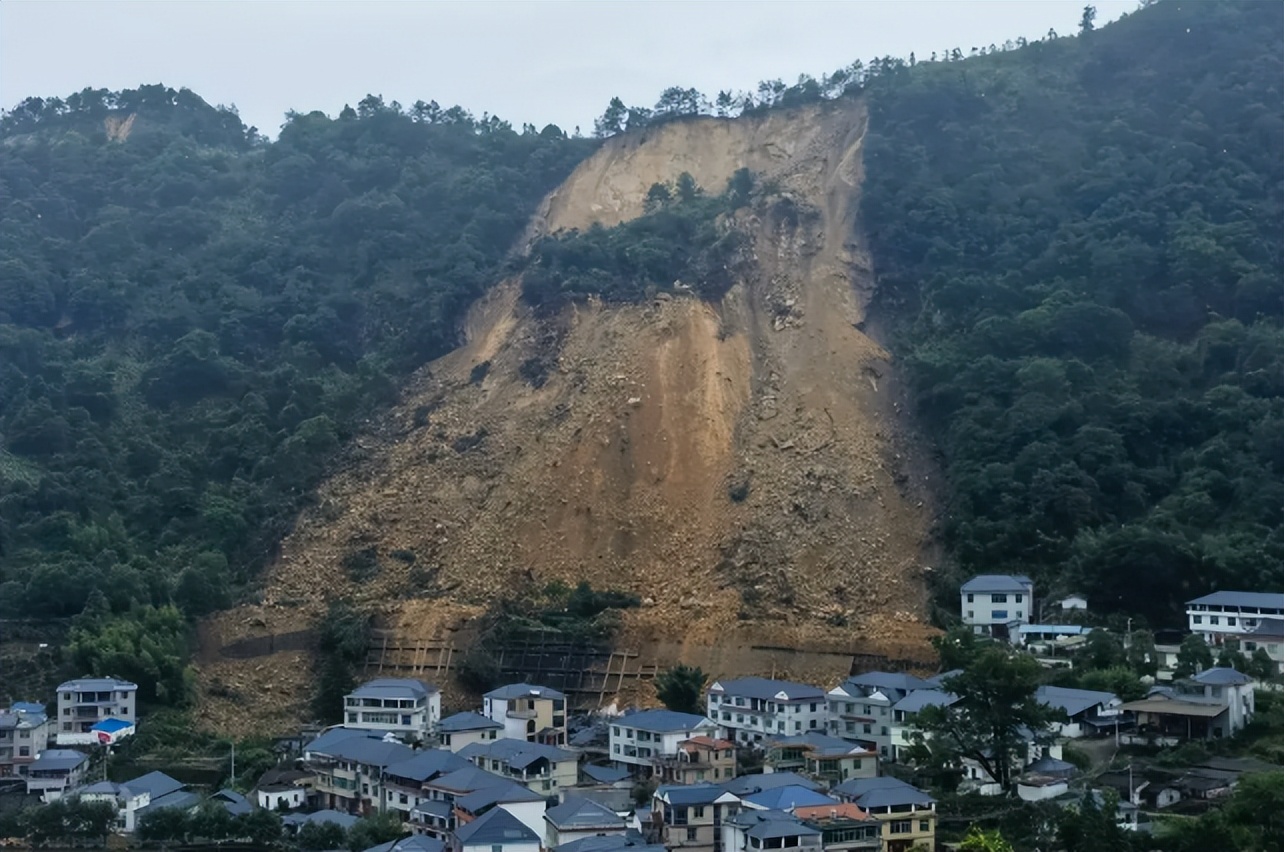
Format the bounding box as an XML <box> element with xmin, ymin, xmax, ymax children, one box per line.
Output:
<box><xmin>2</xmin><ymin>1</ymin><xmax>1137</xmax><ymax>137</ymax></box>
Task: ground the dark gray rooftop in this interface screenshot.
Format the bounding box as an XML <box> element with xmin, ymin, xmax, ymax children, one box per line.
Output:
<box><xmin>740</xmin><ymin>786</ymin><xmax>837</xmax><ymax>811</ymax></box>
<box><xmin>557</xmin><ymin>835</ymin><xmax>664</xmax><ymax>852</ymax></box>
<box><xmin>347</xmin><ymin>678</ymin><xmax>438</xmax><ymax>700</ymax></box>
<box><xmin>1186</xmin><ymin>591</ymin><xmax>1284</xmax><ymax>609</ymax></box>
<box><xmin>440</xmin><ymin>711</ymin><xmax>504</xmax><ymax>733</ymax></box>
<box><xmin>1035</xmin><ymin>685</ymin><xmax>1117</xmax><ymax>718</ymax></box>
<box><xmin>456</xmin><ymin>781</ymin><xmax>544</xmax><ymax>812</ymax></box>
<box><xmin>839</xmin><ymin>672</ymin><xmax>931</xmax><ymax>695</ymax></box>
<box><xmin>453</xmin><ymin>804</ymin><xmax>541</xmax><ymax>846</ymax></box>
<box><xmin>459</xmin><ymin>737</ymin><xmax>575</xmax><ymax>768</ymax></box>
<box><xmin>123</xmin><ymin>771</ymin><xmax>185</xmax><ymax>800</ymax></box>
<box><xmin>1191</xmin><ymin>667</ymin><xmax>1254</xmax><ymax>686</ymax></box>
<box><xmin>720</xmin><ymin>772</ymin><xmax>823</xmax><ymax>796</ymax></box>
<box><xmin>708</xmin><ymin>677</ymin><xmax>824</xmax><ymax>702</ymax></box>
<box><xmin>581</xmin><ymin>764</ymin><xmax>631</xmax><ymax>784</ymax></box>
<box><xmin>833</xmin><ymin>776</ymin><xmax>935</xmax><ymax>809</ymax></box>
<box><xmin>55</xmin><ymin>677</ymin><xmax>139</xmax><ymax>692</ymax></box>
<box><xmin>545</xmin><ymin>798</ymin><xmax>625</xmax><ymax>830</ymax></box>
<box><xmin>615</xmin><ymin>709</ymin><xmax>715</xmax><ymax>733</ymax></box>
<box><xmin>657</xmin><ymin>783</ymin><xmax>734</xmax><ymax>806</ymax></box>
<box><xmin>363</xmin><ymin>837</ymin><xmax>446</xmax><ymax>852</ymax></box>
<box><xmin>386</xmin><ymin>750</ymin><xmax>471</xmax><ymax>783</ymax></box>
<box><xmin>960</xmin><ymin>574</ymin><xmax>1033</xmax><ymax>593</ymax></box>
<box><xmin>892</xmin><ymin>689</ymin><xmax>958</xmax><ymax>714</ymax></box>
<box><xmin>30</xmin><ymin>749</ymin><xmax>88</xmax><ymax>772</ymax></box>
<box><xmin>484</xmin><ymin>683</ymin><xmax>566</xmax><ymax>700</ymax></box>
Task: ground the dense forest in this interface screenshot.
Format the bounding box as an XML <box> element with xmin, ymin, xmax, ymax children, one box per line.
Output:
<box><xmin>0</xmin><ymin>86</ymin><xmax>593</xmax><ymax>644</ymax></box>
<box><xmin>861</xmin><ymin>0</ymin><xmax>1284</xmax><ymax>623</ymax></box>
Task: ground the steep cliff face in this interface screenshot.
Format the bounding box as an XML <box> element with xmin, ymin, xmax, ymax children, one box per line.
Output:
<box><xmin>197</xmin><ymin>98</ymin><xmax>939</xmax><ymax>733</ymax></box>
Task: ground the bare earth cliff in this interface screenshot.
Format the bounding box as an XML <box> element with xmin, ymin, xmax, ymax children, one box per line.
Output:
<box><xmin>197</xmin><ymin>99</ymin><xmax>940</xmax><ymax>733</ymax></box>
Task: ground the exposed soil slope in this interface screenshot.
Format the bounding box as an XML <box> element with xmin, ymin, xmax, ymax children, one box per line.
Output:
<box><xmin>197</xmin><ymin>99</ymin><xmax>939</xmax><ymax>733</ymax></box>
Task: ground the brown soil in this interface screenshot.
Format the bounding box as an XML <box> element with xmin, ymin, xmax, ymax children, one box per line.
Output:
<box><xmin>195</xmin><ymin>98</ymin><xmax>941</xmax><ymax>735</ymax></box>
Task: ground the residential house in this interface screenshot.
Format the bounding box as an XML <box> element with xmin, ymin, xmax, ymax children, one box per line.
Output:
<box><xmin>610</xmin><ymin>710</ymin><xmax>721</xmax><ymax>774</ymax></box>
<box><xmin>1227</xmin><ymin>617</ymin><xmax>1284</xmax><ymax>676</ymax></box>
<box><xmin>649</xmin><ymin>783</ymin><xmax>742</xmax><ymax>852</ymax></box>
<box><xmin>706</xmin><ymin>678</ymin><xmax>827</xmax><ymax>746</ymax></box>
<box><xmin>764</xmin><ymin>733</ymin><xmax>877</xmax><ymax>787</ymax></box>
<box><xmin>654</xmin><ymin>736</ymin><xmax>737</xmax><ymax>786</ymax></box>
<box><xmin>738</xmin><ymin>785</ymin><xmax>836</xmax><ymax>812</ymax></box>
<box><xmin>459</xmin><ymin>737</ymin><xmax>577</xmax><ymax>798</ymax></box>
<box><xmin>304</xmin><ymin>727</ymin><xmax>413</xmax><ymax>814</ymax></box>
<box><xmin>451</xmin><ymin>805</ymin><xmax>542</xmax><ymax>852</ymax></box>
<box><xmin>483</xmin><ymin>684</ymin><xmax>568</xmax><ymax>745</ymax></box>
<box><xmin>888</xmin><ymin>690</ymin><xmax>958</xmax><ymax>762</ymax></box>
<box><xmin>415</xmin><ymin>766</ymin><xmax>512</xmax><ymax>839</ymax></box>
<box><xmin>73</xmin><ymin>771</ymin><xmax>187</xmax><ymax>833</ymax></box>
<box><xmin>1034</xmin><ymin>685</ymin><xmax>1125</xmax><ymax>739</ymax></box>
<box><xmin>580</xmin><ymin>763</ymin><xmax>633</xmax><ymax>788</ymax></box>
<box><xmin>383</xmin><ymin>749</ymin><xmax>473</xmax><ymax>819</ymax></box>
<box><xmin>720</xmin><ymin>772</ymin><xmax>823</xmax><ymax>798</ymax></box>
<box><xmin>721</xmin><ymin>809</ymin><xmax>822</xmax><ymax>852</ymax></box>
<box><xmin>54</xmin><ymin>677</ymin><xmax>138</xmax><ymax>745</ymax></box>
<box><xmin>827</xmin><ymin>673</ymin><xmax>930</xmax><ymax>759</ymax></box>
<box><xmin>0</xmin><ymin>703</ymin><xmax>49</xmax><ymax>778</ymax></box>
<box><xmin>1120</xmin><ymin>668</ymin><xmax>1256</xmax><ymax>742</ymax></box>
<box><xmin>958</xmin><ymin>734</ymin><xmax>1063</xmax><ymax>796</ymax></box>
<box><xmin>832</xmin><ymin>777</ymin><xmax>936</xmax><ymax>852</ymax></box>
<box><xmin>545</xmin><ymin>798</ymin><xmax>627</xmax><ymax>848</ymax></box>
<box><xmin>254</xmin><ymin>766</ymin><xmax>313</xmax><ymax>811</ymax></box>
<box><xmin>211</xmin><ymin>788</ymin><xmax>252</xmax><ymax>817</ymax></box>
<box><xmin>440</xmin><ymin>712</ymin><xmax>504</xmax><ymax>752</ymax></box>
<box><xmin>1186</xmin><ymin>591</ymin><xmax>1284</xmax><ymax>645</ymax></box>
<box><xmin>455</xmin><ymin>781</ymin><xmax>548</xmax><ymax>841</ymax></box>
<box><xmin>1052</xmin><ymin>594</ymin><xmax>1089</xmax><ymax>612</ymax></box>
<box><xmin>283</xmin><ymin>809</ymin><xmax>360</xmax><ymax>836</ymax></box>
<box><xmin>344</xmin><ymin>679</ymin><xmax>442</xmax><ymax>743</ymax></box>
<box><xmin>793</xmin><ymin>803</ymin><xmax>881</xmax><ymax>852</ymax></box>
<box><xmin>25</xmin><ymin>749</ymin><xmax>88</xmax><ymax>801</ymax></box>
<box><xmin>557</xmin><ymin>835</ymin><xmax>667</xmax><ymax>852</ymax></box>
<box><xmin>364</xmin><ymin>837</ymin><xmax>446</xmax><ymax>852</ymax></box>
<box><xmin>1016</xmin><ymin>759</ymin><xmax>1077</xmax><ymax>803</ymax></box>
<box><xmin>960</xmin><ymin>575</ymin><xmax>1034</xmax><ymax>638</ymax></box>
<box><xmin>1015</xmin><ymin>625</ymin><xmax>1091</xmax><ymax>651</ymax></box>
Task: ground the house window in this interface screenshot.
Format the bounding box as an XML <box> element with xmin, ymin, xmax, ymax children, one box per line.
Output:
<box><xmin>863</xmin><ymin>724</ymin><xmax>872</xmax><ymax>734</ymax></box>
<box><xmin>612</xmin><ymin>727</ymin><xmax>620</xmax><ymax>736</ymax></box>
<box><xmin>920</xmin><ymin>820</ymin><xmax>930</xmax><ymax>832</ymax></box>
<box><xmin>1015</xmin><ymin>594</ymin><xmax>1023</xmax><ymax>603</ymax></box>
<box><xmin>492</xmin><ymin>846</ymin><xmax>503</xmax><ymax>852</ymax></box>
<box><xmin>1193</xmin><ymin>615</ymin><xmax>1203</xmax><ymax>624</ymax></box>
<box><xmin>966</xmin><ymin>594</ymin><xmax>974</xmax><ymax>603</ymax></box>
<box><xmin>810</xmin><ymin>703</ymin><xmax>818</xmax><ymax>712</ymax></box>
<box><xmin>992</xmin><ymin>594</ymin><xmax>1007</xmax><ymax>603</ymax></box>
<box><xmin>1210</xmin><ymin>617</ymin><xmax>1220</xmax><ymax>625</ymax></box>
<box><xmin>1227</xmin><ymin>618</ymin><xmax>1237</xmax><ymax>626</ymax></box>
<box><xmin>19</xmin><ymin>747</ymin><xmax>29</xmax><ymax>757</ymax></box>
<box><xmin>693</xmin><ymin>807</ymin><xmax>705</xmax><ymax>818</ymax></box>
<box><xmin>845</xmin><ymin>703</ymin><xmax>854</xmax><ymax>713</ymax></box>
<box><xmin>890</xmin><ymin>820</ymin><xmax>911</xmax><ymax>834</ymax></box>
<box><xmin>687</xmin><ymin>828</ymin><xmax>698</xmax><ymax>841</ymax></box>
<box><xmin>992</xmin><ymin>610</ymin><xmax>1008</xmax><ymax>620</ymax></box>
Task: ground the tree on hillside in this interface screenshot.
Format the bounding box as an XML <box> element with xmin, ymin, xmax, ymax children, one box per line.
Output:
<box><xmin>655</xmin><ymin>664</ymin><xmax>707</xmax><ymax>714</ymax></box>
<box><xmin>1079</xmin><ymin>5</ymin><xmax>1097</xmax><ymax>35</ymax></box>
<box><xmin>1058</xmin><ymin>790</ymin><xmax>1138</xmax><ymax>852</ymax></box>
<box><xmin>959</xmin><ymin>827</ymin><xmax>1014</xmax><ymax>852</ymax></box>
<box><xmin>1175</xmin><ymin>634</ymin><xmax>1214</xmax><ymax>678</ymax></box>
<box><xmin>347</xmin><ymin>812</ymin><xmax>408</xmax><ymax>852</ymax></box>
<box><xmin>594</xmin><ymin>97</ymin><xmax>628</xmax><ymax>137</ymax></box>
<box><xmin>910</xmin><ymin>647</ymin><xmax>1061</xmax><ymax>793</ymax></box>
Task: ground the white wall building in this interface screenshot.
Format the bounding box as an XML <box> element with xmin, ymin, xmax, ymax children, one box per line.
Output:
<box><xmin>439</xmin><ymin>711</ymin><xmax>504</xmax><ymax>752</ymax></box>
<box><xmin>961</xmin><ymin>575</ymin><xmax>1034</xmax><ymax>637</ymax></box>
<box><xmin>1186</xmin><ymin>591</ymin><xmax>1284</xmax><ymax>645</ymax></box>
<box><xmin>54</xmin><ymin>677</ymin><xmax>138</xmax><ymax>745</ymax></box>
<box><xmin>609</xmin><ymin>709</ymin><xmax>720</xmax><ymax>771</ymax></box>
<box><xmin>827</xmin><ymin>672</ymin><xmax>930</xmax><ymax>758</ymax></box>
<box><xmin>482</xmin><ymin>684</ymin><xmax>568</xmax><ymax>745</ymax></box>
<box><xmin>343</xmin><ymin>678</ymin><xmax>441</xmax><ymax>742</ymax></box>
<box><xmin>707</xmin><ymin>678</ymin><xmax>827</xmax><ymax>746</ymax></box>
<box><xmin>258</xmin><ymin>784</ymin><xmax>307</xmax><ymax>811</ymax></box>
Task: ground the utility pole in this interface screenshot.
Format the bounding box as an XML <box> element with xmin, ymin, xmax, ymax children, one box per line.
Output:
<box><xmin>230</xmin><ymin>740</ymin><xmax>236</xmax><ymax>786</ymax></box>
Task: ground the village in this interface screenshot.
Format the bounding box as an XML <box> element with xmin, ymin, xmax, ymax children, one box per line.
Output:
<box><xmin>2</xmin><ymin>579</ymin><xmax>1282</xmax><ymax>851</ymax></box>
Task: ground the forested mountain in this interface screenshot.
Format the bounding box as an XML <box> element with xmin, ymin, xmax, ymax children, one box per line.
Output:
<box><xmin>862</xmin><ymin>0</ymin><xmax>1284</xmax><ymax>622</ymax></box>
<box><xmin>0</xmin><ymin>86</ymin><xmax>592</xmax><ymax>624</ymax></box>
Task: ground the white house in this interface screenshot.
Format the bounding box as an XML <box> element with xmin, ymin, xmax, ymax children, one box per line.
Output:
<box><xmin>54</xmin><ymin>677</ymin><xmax>138</xmax><ymax>745</ymax></box>
<box><xmin>888</xmin><ymin>690</ymin><xmax>958</xmax><ymax>762</ymax></box>
<box><xmin>706</xmin><ymin>678</ymin><xmax>827</xmax><ymax>746</ymax></box>
<box><xmin>344</xmin><ymin>678</ymin><xmax>441</xmax><ymax>743</ymax></box>
<box><xmin>960</xmin><ymin>575</ymin><xmax>1034</xmax><ymax>637</ymax></box>
<box><xmin>26</xmin><ymin>749</ymin><xmax>89</xmax><ymax>801</ymax></box>
<box><xmin>439</xmin><ymin>712</ymin><xmax>504</xmax><ymax>752</ymax></box>
<box><xmin>1186</xmin><ymin>591</ymin><xmax>1284</xmax><ymax>645</ymax></box>
<box><xmin>483</xmin><ymin>684</ymin><xmax>568</xmax><ymax>745</ymax></box>
<box><xmin>609</xmin><ymin>709</ymin><xmax>720</xmax><ymax>772</ymax></box>
<box><xmin>1230</xmin><ymin>618</ymin><xmax>1284</xmax><ymax>676</ymax></box>
<box><xmin>452</xmin><ymin>805</ymin><xmax>541</xmax><ymax>852</ymax></box>
<box><xmin>544</xmin><ymin>797</ymin><xmax>626</xmax><ymax>847</ymax></box>
<box><xmin>1053</xmin><ymin>594</ymin><xmax>1089</xmax><ymax>612</ymax></box>
<box><xmin>1034</xmin><ymin>685</ymin><xmax>1123</xmax><ymax>739</ymax></box>
<box><xmin>827</xmin><ymin>672</ymin><xmax>930</xmax><ymax>758</ymax></box>
<box><xmin>458</xmin><ymin>738</ymin><xmax>578</xmax><ymax>798</ymax></box>
<box><xmin>75</xmin><ymin>771</ymin><xmax>188</xmax><ymax>832</ymax></box>
<box><xmin>0</xmin><ymin>702</ymin><xmax>50</xmax><ymax>777</ymax></box>
<box><xmin>258</xmin><ymin>784</ymin><xmax>307</xmax><ymax>811</ymax></box>
<box><xmin>1120</xmin><ymin>668</ymin><xmax>1256</xmax><ymax>743</ymax></box>
<box><xmin>1015</xmin><ymin>625</ymin><xmax>1091</xmax><ymax>650</ymax></box>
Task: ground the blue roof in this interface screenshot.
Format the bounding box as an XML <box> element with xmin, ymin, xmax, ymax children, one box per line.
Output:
<box><xmin>305</xmin><ymin>726</ymin><xmax>389</xmax><ymax>754</ymax></box>
<box><xmin>892</xmin><ymin>689</ymin><xmax>958</xmax><ymax>713</ymax></box>
<box><xmin>721</xmin><ymin>772</ymin><xmax>823</xmax><ymax>796</ymax></box>
<box><xmin>283</xmin><ymin>809</ymin><xmax>360</xmax><ymax>829</ymax></box>
<box><xmin>545</xmin><ymin>798</ymin><xmax>624</xmax><ymax>830</ymax></box>
<box><xmin>386</xmin><ymin>750</ymin><xmax>471</xmax><ymax>782</ymax></box>
<box><xmin>924</xmin><ymin>670</ymin><xmax>963</xmax><ymax>688</ymax></box>
<box><xmin>833</xmin><ymin>777</ymin><xmax>935</xmax><ymax>808</ymax></box>
<box><xmin>747</xmin><ymin>819</ymin><xmax>821</xmax><ymax>841</ymax></box>
<box><xmin>364</xmin><ymin>837</ymin><xmax>446</xmax><ymax>852</ymax></box>
<box><xmin>708</xmin><ymin>677</ymin><xmax>824</xmax><ymax>702</ymax></box>
<box><xmin>454</xmin><ymin>805</ymin><xmax>541</xmax><ymax>846</ymax></box>
<box><xmin>311</xmin><ymin>734</ymin><xmax>414</xmax><ymax>768</ymax></box>
<box><xmin>348</xmin><ymin>677</ymin><xmax>438</xmax><ymax>699</ymax></box>
<box><xmin>960</xmin><ymin>575</ymin><xmax>1033</xmax><ymax>593</ymax></box>
<box><xmin>90</xmin><ymin>718</ymin><xmax>135</xmax><ymax>734</ymax></box>
<box><xmin>1187</xmin><ymin>591</ymin><xmax>1284</xmax><ymax>609</ymax></box>
<box><xmin>213</xmin><ymin>788</ymin><xmax>253</xmax><ymax>815</ymax></box>
<box><xmin>122</xmin><ymin>771</ymin><xmax>184</xmax><ymax>800</ymax></box>
<box><xmin>839</xmin><ymin>672</ymin><xmax>930</xmax><ymax>695</ymax></box>
<box><xmin>428</xmin><ymin>766</ymin><xmax>511</xmax><ymax>794</ymax></box>
<box><xmin>581</xmin><ymin>764</ymin><xmax>631</xmax><ymax>784</ymax></box>
<box><xmin>484</xmin><ymin>683</ymin><xmax>565</xmax><ymax>700</ymax></box>
<box><xmin>1035</xmin><ymin>685</ymin><xmax>1117</xmax><ymax>718</ymax></box>
<box><xmin>616</xmin><ymin>709</ymin><xmax>715</xmax><ymax>733</ymax></box>
<box><xmin>1192</xmin><ymin>667</ymin><xmax>1254</xmax><ymax>686</ymax></box>
<box><xmin>440</xmin><ymin>711</ymin><xmax>504</xmax><ymax>733</ymax></box>
<box><xmin>659</xmin><ymin>783</ymin><xmax>733</xmax><ymax>806</ymax></box>
<box><xmin>459</xmin><ymin>738</ymin><xmax>575</xmax><ymax>768</ymax></box>
<box><xmin>11</xmin><ymin>702</ymin><xmax>46</xmax><ymax>715</ymax></box>
<box><xmin>741</xmin><ymin>785</ymin><xmax>837</xmax><ymax>810</ymax></box>
<box><xmin>135</xmin><ymin>789</ymin><xmax>202</xmax><ymax>819</ymax></box>
<box><xmin>456</xmin><ymin>782</ymin><xmax>544</xmax><ymax>812</ymax></box>
<box><xmin>30</xmin><ymin>749</ymin><xmax>88</xmax><ymax>772</ymax></box>
<box><xmin>557</xmin><ymin>836</ymin><xmax>665</xmax><ymax>852</ymax></box>
<box><xmin>56</xmin><ymin>677</ymin><xmax>138</xmax><ymax>692</ymax></box>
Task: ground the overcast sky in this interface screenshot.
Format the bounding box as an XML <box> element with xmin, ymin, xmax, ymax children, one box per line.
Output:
<box><xmin>2</xmin><ymin>1</ymin><xmax>1136</xmax><ymax>137</ymax></box>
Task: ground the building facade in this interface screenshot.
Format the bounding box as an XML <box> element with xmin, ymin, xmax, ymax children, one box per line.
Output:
<box><xmin>833</xmin><ymin>777</ymin><xmax>936</xmax><ymax>852</ymax></box>
<box><xmin>483</xmin><ymin>684</ymin><xmax>568</xmax><ymax>745</ymax></box>
<box><xmin>649</xmin><ymin>784</ymin><xmax>741</xmax><ymax>852</ymax></box>
<box><xmin>343</xmin><ymin>678</ymin><xmax>441</xmax><ymax>743</ymax></box>
<box><xmin>653</xmin><ymin>736</ymin><xmax>737</xmax><ymax>786</ymax></box>
<box><xmin>828</xmin><ymin>673</ymin><xmax>929</xmax><ymax>759</ymax></box>
<box><xmin>54</xmin><ymin>677</ymin><xmax>138</xmax><ymax>745</ymax></box>
<box><xmin>609</xmin><ymin>710</ymin><xmax>721</xmax><ymax>773</ymax></box>
<box><xmin>960</xmin><ymin>575</ymin><xmax>1034</xmax><ymax>637</ymax></box>
<box><xmin>439</xmin><ymin>712</ymin><xmax>504</xmax><ymax>752</ymax></box>
<box><xmin>1186</xmin><ymin>591</ymin><xmax>1284</xmax><ymax>645</ymax></box>
<box><xmin>706</xmin><ymin>678</ymin><xmax>827</xmax><ymax>746</ymax></box>
<box><xmin>0</xmin><ymin>703</ymin><xmax>49</xmax><ymax>778</ymax></box>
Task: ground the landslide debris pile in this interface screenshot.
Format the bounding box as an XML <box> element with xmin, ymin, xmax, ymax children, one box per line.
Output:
<box><xmin>197</xmin><ymin>98</ymin><xmax>938</xmax><ymax>732</ymax></box>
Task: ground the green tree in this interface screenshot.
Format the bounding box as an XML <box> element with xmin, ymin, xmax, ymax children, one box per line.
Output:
<box><xmin>1248</xmin><ymin>647</ymin><xmax>1277</xmax><ymax>680</ymax></box>
<box><xmin>932</xmin><ymin>625</ymin><xmax>983</xmax><ymax>671</ymax></box>
<box><xmin>1079</xmin><ymin>5</ymin><xmax>1097</xmax><ymax>35</ymax></box>
<box><xmin>1175</xmin><ymin>634</ymin><xmax>1214</xmax><ymax>678</ymax></box>
<box><xmin>594</xmin><ymin>97</ymin><xmax>628</xmax><ymax>137</ymax></box>
<box><xmin>1058</xmin><ymin>790</ymin><xmax>1137</xmax><ymax>852</ymax></box>
<box><xmin>298</xmin><ymin>819</ymin><xmax>348</xmax><ymax>851</ymax></box>
<box><xmin>655</xmin><ymin>664</ymin><xmax>707</xmax><ymax>714</ymax></box>
<box><xmin>959</xmin><ymin>826</ymin><xmax>1015</xmax><ymax>852</ymax></box>
<box><xmin>137</xmin><ymin>806</ymin><xmax>191</xmax><ymax>848</ymax></box>
<box><xmin>238</xmin><ymin>808</ymin><xmax>283</xmax><ymax>846</ymax></box>
<box><xmin>911</xmin><ymin>647</ymin><xmax>1061</xmax><ymax>793</ymax></box>
<box><xmin>347</xmin><ymin>811</ymin><xmax>408</xmax><ymax>852</ymax></box>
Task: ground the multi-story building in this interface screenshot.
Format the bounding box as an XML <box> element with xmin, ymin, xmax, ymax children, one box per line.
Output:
<box><xmin>763</xmin><ymin>732</ymin><xmax>878</xmax><ymax>786</ymax></box>
<box><xmin>303</xmin><ymin>727</ymin><xmax>413</xmax><ymax>815</ymax></box>
<box><xmin>827</xmin><ymin>673</ymin><xmax>929</xmax><ymax>759</ymax></box>
<box><xmin>452</xmin><ymin>805</ymin><xmax>542</xmax><ymax>852</ymax></box>
<box><xmin>649</xmin><ymin>783</ymin><xmax>741</xmax><ymax>852</ymax></box>
<box><xmin>609</xmin><ymin>710</ymin><xmax>721</xmax><ymax>773</ymax></box>
<box><xmin>722</xmin><ymin>808</ymin><xmax>822</xmax><ymax>852</ymax></box>
<box><xmin>544</xmin><ymin>797</ymin><xmax>626</xmax><ymax>847</ymax></box>
<box><xmin>483</xmin><ymin>684</ymin><xmax>568</xmax><ymax>745</ymax></box>
<box><xmin>654</xmin><ymin>736</ymin><xmax>737</xmax><ymax>786</ymax></box>
<box><xmin>889</xmin><ymin>690</ymin><xmax>958</xmax><ymax>762</ymax></box>
<box><xmin>415</xmin><ymin>765</ymin><xmax>513</xmax><ymax>839</ymax></box>
<box><xmin>1120</xmin><ymin>668</ymin><xmax>1257</xmax><ymax>742</ymax></box>
<box><xmin>1186</xmin><ymin>591</ymin><xmax>1284</xmax><ymax>645</ymax></box>
<box><xmin>832</xmin><ymin>777</ymin><xmax>936</xmax><ymax>852</ymax></box>
<box><xmin>25</xmin><ymin>749</ymin><xmax>89</xmax><ymax>801</ymax></box>
<box><xmin>454</xmin><ymin>781</ymin><xmax>547</xmax><ymax>841</ymax></box>
<box><xmin>0</xmin><ymin>703</ymin><xmax>50</xmax><ymax>778</ymax></box>
<box><xmin>343</xmin><ymin>678</ymin><xmax>441</xmax><ymax>743</ymax></box>
<box><xmin>459</xmin><ymin>737</ymin><xmax>578</xmax><ymax>799</ymax></box>
<box><xmin>439</xmin><ymin>712</ymin><xmax>504</xmax><ymax>752</ymax></box>
<box><xmin>960</xmin><ymin>575</ymin><xmax>1034</xmax><ymax>637</ymax></box>
<box><xmin>75</xmin><ymin>771</ymin><xmax>189</xmax><ymax>833</ymax></box>
<box><xmin>54</xmin><ymin>677</ymin><xmax>138</xmax><ymax>745</ymax></box>
<box><xmin>793</xmin><ymin>803</ymin><xmax>882</xmax><ymax>852</ymax></box>
<box><xmin>706</xmin><ymin>678</ymin><xmax>826</xmax><ymax>746</ymax></box>
<box><xmin>382</xmin><ymin>749</ymin><xmax>471</xmax><ymax>818</ymax></box>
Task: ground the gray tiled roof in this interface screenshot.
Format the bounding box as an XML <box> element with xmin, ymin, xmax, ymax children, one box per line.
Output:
<box><xmin>1192</xmin><ymin>667</ymin><xmax>1254</xmax><ymax>686</ymax></box>
<box><xmin>456</xmin><ymin>781</ymin><xmax>544</xmax><ymax>812</ymax></box>
<box><xmin>427</xmin><ymin>765</ymin><xmax>511</xmax><ymax>794</ymax></box>
<box><xmin>615</xmin><ymin>709</ymin><xmax>715</xmax><ymax>733</ymax></box>
<box><xmin>122</xmin><ymin>771</ymin><xmax>185</xmax><ymax>800</ymax></box>
<box><xmin>348</xmin><ymin>678</ymin><xmax>438</xmax><ymax>699</ymax></box>
<box><xmin>746</xmin><ymin>819</ymin><xmax>820</xmax><ymax>841</ymax></box>
<box><xmin>453</xmin><ymin>805</ymin><xmax>540</xmax><ymax>846</ymax></box>
<box><xmin>658</xmin><ymin>783</ymin><xmax>734</xmax><ymax>806</ymax></box>
<box><xmin>283</xmin><ymin>809</ymin><xmax>360</xmax><ymax>829</ymax></box>
<box><xmin>581</xmin><ymin>764</ymin><xmax>631</xmax><ymax>784</ymax></box>
<box><xmin>1249</xmin><ymin>618</ymin><xmax>1284</xmax><ymax>637</ymax></box>
<box><xmin>740</xmin><ymin>786</ymin><xmax>836</xmax><ymax>810</ymax></box>
<box><xmin>134</xmin><ymin>790</ymin><xmax>201</xmax><ymax>820</ymax></box>
<box><xmin>557</xmin><ymin>835</ymin><xmax>664</xmax><ymax>852</ymax></box>
<box><xmin>459</xmin><ymin>738</ymin><xmax>575</xmax><ymax>768</ymax></box>
<box><xmin>363</xmin><ymin>837</ymin><xmax>446</xmax><ymax>852</ymax></box>
<box><xmin>30</xmin><ymin>749</ymin><xmax>88</xmax><ymax>772</ymax></box>
<box><xmin>708</xmin><ymin>677</ymin><xmax>824</xmax><ymax>702</ymax></box>
<box><xmin>960</xmin><ymin>574</ymin><xmax>1033</xmax><ymax>593</ymax></box>
<box><xmin>545</xmin><ymin>798</ymin><xmax>624</xmax><ymax>830</ymax></box>
<box><xmin>386</xmin><ymin>750</ymin><xmax>471</xmax><ymax>783</ymax></box>
<box><xmin>440</xmin><ymin>712</ymin><xmax>504</xmax><ymax>733</ymax></box>
<box><xmin>304</xmin><ymin>726</ymin><xmax>389</xmax><ymax>755</ymax></box>
<box><xmin>314</xmin><ymin>736</ymin><xmax>413</xmax><ymax>768</ymax></box>
<box><xmin>1035</xmin><ymin>685</ymin><xmax>1117</xmax><ymax>718</ymax></box>
<box><xmin>839</xmin><ymin>672</ymin><xmax>931</xmax><ymax>695</ymax></box>
<box><xmin>1186</xmin><ymin>591</ymin><xmax>1284</xmax><ymax>609</ymax></box>
<box><xmin>55</xmin><ymin>677</ymin><xmax>138</xmax><ymax>692</ymax></box>
<box><xmin>892</xmin><ymin>689</ymin><xmax>958</xmax><ymax>713</ymax></box>
<box><xmin>766</xmin><ymin>731</ymin><xmax>870</xmax><ymax>756</ymax></box>
<box><xmin>720</xmin><ymin>772</ymin><xmax>823</xmax><ymax>796</ymax></box>
<box><xmin>484</xmin><ymin>683</ymin><xmax>566</xmax><ymax>700</ymax></box>
<box><xmin>833</xmin><ymin>776</ymin><xmax>935</xmax><ymax>808</ymax></box>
